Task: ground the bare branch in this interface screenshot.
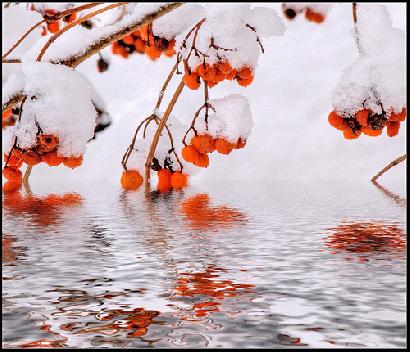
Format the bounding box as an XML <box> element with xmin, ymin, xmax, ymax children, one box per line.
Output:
<box><xmin>371</xmin><ymin>154</ymin><xmax>406</xmax><ymax>182</ymax></box>
<box><xmin>37</xmin><ymin>2</ymin><xmax>127</xmax><ymax>62</ymax></box>
<box><xmin>2</xmin><ymin>3</ymin><xmax>184</xmax><ymax>113</ymax></box>
<box><xmin>145</xmin><ymin>80</ymin><xmax>185</xmax><ymax>184</ymax></box>
<box><xmin>52</xmin><ymin>3</ymin><xmax>183</xmax><ymax>68</ymax></box>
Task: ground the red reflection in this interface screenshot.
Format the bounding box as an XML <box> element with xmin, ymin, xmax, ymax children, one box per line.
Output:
<box><xmin>66</xmin><ymin>307</ymin><xmax>160</xmax><ymax>338</ymax></box>
<box><xmin>325</xmin><ymin>221</ymin><xmax>406</xmax><ymax>259</ymax></box>
<box><xmin>173</xmin><ymin>264</ymin><xmax>255</xmax><ymax>320</ymax></box>
<box><xmin>180</xmin><ymin>194</ymin><xmax>246</xmax><ymax>231</ymax></box>
<box><xmin>2</xmin><ymin>235</ymin><xmax>17</xmax><ymax>262</ymax></box>
<box><xmin>2</xmin><ymin>191</ymin><xmax>83</xmax><ymax>227</ymax></box>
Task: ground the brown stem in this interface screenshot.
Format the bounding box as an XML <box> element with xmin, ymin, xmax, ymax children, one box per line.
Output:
<box><xmin>2</xmin><ymin>3</ymin><xmax>101</xmax><ymax>62</ymax></box>
<box><xmin>53</xmin><ymin>3</ymin><xmax>183</xmax><ymax>67</ymax></box>
<box><xmin>204</xmin><ymin>83</ymin><xmax>209</xmax><ymax>130</ymax></box>
<box><xmin>182</xmin><ymin>103</ymin><xmax>207</xmax><ymax>145</ymax></box>
<box><xmin>145</xmin><ymin>80</ymin><xmax>185</xmax><ymax>185</ymax></box>
<box><xmin>352</xmin><ymin>3</ymin><xmax>363</xmax><ymax>55</ymax></box>
<box><xmin>2</xmin><ymin>3</ymin><xmax>184</xmax><ymax>113</ymax></box>
<box><xmin>371</xmin><ymin>154</ymin><xmax>406</xmax><ymax>182</ymax></box>
<box><xmin>22</xmin><ymin>165</ymin><xmax>33</xmax><ymax>187</ymax></box>
<box><xmin>2</xmin><ymin>19</ymin><xmax>46</xmax><ymax>60</ymax></box>
<box><xmin>245</xmin><ymin>23</ymin><xmax>264</xmax><ymax>54</ymax></box>
<box><xmin>154</xmin><ymin>55</ymin><xmax>181</xmax><ymax>111</ymax></box>
<box><xmin>37</xmin><ymin>2</ymin><xmax>127</xmax><ymax>62</ymax></box>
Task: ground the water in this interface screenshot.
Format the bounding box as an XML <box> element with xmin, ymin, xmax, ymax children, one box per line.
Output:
<box><xmin>2</xmin><ymin>180</ymin><xmax>406</xmax><ymax>348</ymax></box>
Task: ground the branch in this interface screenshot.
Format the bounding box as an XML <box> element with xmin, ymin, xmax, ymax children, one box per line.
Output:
<box><xmin>52</xmin><ymin>3</ymin><xmax>183</xmax><ymax>68</ymax></box>
<box><xmin>2</xmin><ymin>3</ymin><xmax>102</xmax><ymax>62</ymax></box>
<box><xmin>37</xmin><ymin>2</ymin><xmax>127</xmax><ymax>62</ymax></box>
<box><xmin>145</xmin><ymin>80</ymin><xmax>185</xmax><ymax>184</ymax></box>
<box><xmin>371</xmin><ymin>154</ymin><xmax>406</xmax><ymax>182</ymax></box>
<box><xmin>2</xmin><ymin>3</ymin><xmax>184</xmax><ymax>113</ymax></box>
<box><xmin>352</xmin><ymin>3</ymin><xmax>363</xmax><ymax>55</ymax></box>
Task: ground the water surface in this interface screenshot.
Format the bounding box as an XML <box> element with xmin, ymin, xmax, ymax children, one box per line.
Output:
<box><xmin>2</xmin><ymin>180</ymin><xmax>406</xmax><ymax>348</ymax></box>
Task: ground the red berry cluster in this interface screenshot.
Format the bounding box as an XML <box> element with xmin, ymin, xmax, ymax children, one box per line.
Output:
<box><xmin>182</xmin><ymin>134</ymin><xmax>246</xmax><ymax>168</ymax></box>
<box><xmin>156</xmin><ymin>168</ymin><xmax>188</xmax><ymax>193</ymax></box>
<box><xmin>183</xmin><ymin>62</ymin><xmax>254</xmax><ymax>90</ymax></box>
<box><xmin>3</xmin><ymin>134</ymin><xmax>83</xmax><ymax>191</ymax></box>
<box><xmin>29</xmin><ymin>7</ymin><xmax>77</xmax><ymax>36</ymax></box>
<box><xmin>282</xmin><ymin>5</ymin><xmax>325</xmax><ymax>24</ymax></box>
<box><xmin>328</xmin><ymin>107</ymin><xmax>406</xmax><ymax>139</ymax></box>
<box><xmin>112</xmin><ymin>24</ymin><xmax>175</xmax><ymax>60</ymax></box>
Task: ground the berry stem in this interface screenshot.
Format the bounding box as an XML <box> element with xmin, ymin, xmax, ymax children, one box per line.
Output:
<box><xmin>371</xmin><ymin>154</ymin><xmax>406</xmax><ymax>182</ymax></box>
<box><xmin>352</xmin><ymin>3</ymin><xmax>363</xmax><ymax>55</ymax></box>
<box><xmin>37</xmin><ymin>2</ymin><xmax>128</xmax><ymax>62</ymax></box>
<box><xmin>22</xmin><ymin>165</ymin><xmax>33</xmax><ymax>188</ymax></box>
<box><xmin>145</xmin><ymin>80</ymin><xmax>185</xmax><ymax>185</ymax></box>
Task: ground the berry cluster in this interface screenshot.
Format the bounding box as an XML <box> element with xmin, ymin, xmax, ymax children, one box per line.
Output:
<box><xmin>282</xmin><ymin>5</ymin><xmax>325</xmax><ymax>24</ymax></box>
<box><xmin>182</xmin><ymin>134</ymin><xmax>246</xmax><ymax>167</ymax></box>
<box><xmin>328</xmin><ymin>107</ymin><xmax>406</xmax><ymax>139</ymax></box>
<box><xmin>3</xmin><ymin>134</ymin><xmax>83</xmax><ymax>190</ymax></box>
<box><xmin>120</xmin><ymin>168</ymin><xmax>188</xmax><ymax>192</ymax></box>
<box><xmin>29</xmin><ymin>6</ymin><xmax>77</xmax><ymax>36</ymax></box>
<box><xmin>156</xmin><ymin>169</ymin><xmax>188</xmax><ymax>192</ymax></box>
<box><xmin>112</xmin><ymin>24</ymin><xmax>175</xmax><ymax>60</ymax></box>
<box><xmin>183</xmin><ymin>62</ymin><xmax>254</xmax><ymax>90</ymax></box>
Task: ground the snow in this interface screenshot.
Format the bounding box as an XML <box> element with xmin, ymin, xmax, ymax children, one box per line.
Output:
<box><xmin>196</xmin><ymin>94</ymin><xmax>253</xmax><ymax>143</ymax></box>
<box><xmin>2</xmin><ymin>4</ymin><xmax>43</xmax><ymax>60</ymax></box>
<box><xmin>21</xmin><ymin>3</ymin><xmax>179</xmax><ymax>63</ymax></box>
<box><xmin>332</xmin><ymin>4</ymin><xmax>406</xmax><ymax>116</ymax></box>
<box><xmin>152</xmin><ymin>4</ymin><xmax>204</xmax><ymax>41</ymax></box>
<box><xmin>181</xmin><ymin>4</ymin><xmax>285</xmax><ymax>71</ymax></box>
<box><xmin>4</xmin><ymin>63</ymin><xmax>97</xmax><ymax>157</ymax></box>
<box><xmin>1</xmin><ymin>3</ymin><xmax>407</xmax><ymax>183</ymax></box>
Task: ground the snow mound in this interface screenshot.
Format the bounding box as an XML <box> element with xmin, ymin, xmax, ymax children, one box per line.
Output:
<box><xmin>4</xmin><ymin>63</ymin><xmax>97</xmax><ymax>157</ymax></box>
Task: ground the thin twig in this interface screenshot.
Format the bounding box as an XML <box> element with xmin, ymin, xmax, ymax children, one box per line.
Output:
<box><xmin>54</xmin><ymin>3</ymin><xmax>183</xmax><ymax>67</ymax></box>
<box><xmin>371</xmin><ymin>154</ymin><xmax>406</xmax><ymax>182</ymax></box>
<box><xmin>204</xmin><ymin>83</ymin><xmax>209</xmax><ymax>130</ymax></box>
<box><xmin>145</xmin><ymin>80</ymin><xmax>185</xmax><ymax>184</ymax></box>
<box><xmin>2</xmin><ymin>19</ymin><xmax>46</xmax><ymax>60</ymax></box>
<box><xmin>2</xmin><ymin>3</ymin><xmax>184</xmax><ymax>113</ymax></box>
<box><xmin>245</xmin><ymin>24</ymin><xmax>264</xmax><ymax>54</ymax></box>
<box><xmin>154</xmin><ymin>54</ymin><xmax>182</xmax><ymax>112</ymax></box>
<box><xmin>182</xmin><ymin>103</ymin><xmax>206</xmax><ymax>146</ymax></box>
<box><xmin>37</xmin><ymin>2</ymin><xmax>127</xmax><ymax>62</ymax></box>
<box><xmin>121</xmin><ymin>115</ymin><xmax>153</xmax><ymax>170</ymax></box>
<box><xmin>2</xmin><ymin>2</ymin><xmax>101</xmax><ymax>62</ymax></box>
<box><xmin>22</xmin><ymin>165</ymin><xmax>33</xmax><ymax>187</ymax></box>
<box><xmin>352</xmin><ymin>3</ymin><xmax>363</xmax><ymax>55</ymax></box>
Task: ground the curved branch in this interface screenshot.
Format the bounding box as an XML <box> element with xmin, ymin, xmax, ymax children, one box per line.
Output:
<box><xmin>37</xmin><ymin>2</ymin><xmax>127</xmax><ymax>62</ymax></box>
<box><xmin>145</xmin><ymin>80</ymin><xmax>185</xmax><ymax>184</ymax></box>
<box><xmin>52</xmin><ymin>3</ymin><xmax>183</xmax><ymax>68</ymax></box>
<box><xmin>2</xmin><ymin>3</ymin><xmax>184</xmax><ymax>113</ymax></box>
<box><xmin>371</xmin><ymin>154</ymin><xmax>406</xmax><ymax>182</ymax></box>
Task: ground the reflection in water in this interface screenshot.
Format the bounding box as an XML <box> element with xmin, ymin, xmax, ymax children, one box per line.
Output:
<box><xmin>179</xmin><ymin>194</ymin><xmax>246</xmax><ymax>231</ymax></box>
<box><xmin>325</xmin><ymin>221</ymin><xmax>406</xmax><ymax>260</ymax></box>
<box><xmin>371</xmin><ymin>180</ymin><xmax>406</xmax><ymax>208</ymax></box>
<box><xmin>171</xmin><ymin>264</ymin><xmax>255</xmax><ymax>320</ymax></box>
<box><xmin>2</xmin><ymin>191</ymin><xmax>83</xmax><ymax>227</ymax></box>
<box><xmin>2</xmin><ymin>181</ymin><xmax>406</xmax><ymax>348</ymax></box>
